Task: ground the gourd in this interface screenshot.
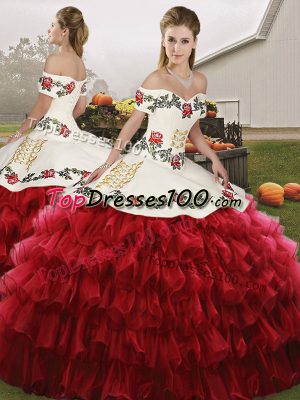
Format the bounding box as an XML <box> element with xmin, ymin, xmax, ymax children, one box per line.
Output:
<box><xmin>92</xmin><ymin>93</ymin><xmax>104</xmax><ymax>104</ymax></box>
<box><xmin>185</xmin><ymin>137</ymin><xmax>235</xmax><ymax>152</ymax></box>
<box><xmin>223</xmin><ymin>143</ymin><xmax>235</xmax><ymax>149</ymax></box>
<box><xmin>206</xmin><ymin>111</ymin><xmax>217</xmax><ymax>118</ymax></box>
<box><xmin>205</xmin><ymin>139</ymin><xmax>214</xmax><ymax>148</ymax></box>
<box><xmin>185</xmin><ymin>142</ymin><xmax>198</xmax><ymax>153</ymax></box>
<box><xmin>257</xmin><ymin>182</ymin><xmax>284</xmax><ymax>207</ymax></box>
<box><xmin>283</xmin><ymin>183</ymin><xmax>300</xmax><ymax>201</ymax></box>
<box><xmin>211</xmin><ymin>139</ymin><xmax>235</xmax><ymax>151</ymax></box>
<box><xmin>212</xmin><ymin>142</ymin><xmax>228</xmax><ymax>151</ymax></box>
<box><xmin>92</xmin><ymin>93</ymin><xmax>113</xmax><ymax>106</ymax></box>
<box><xmin>203</xmin><ymin>135</ymin><xmax>213</xmax><ymax>148</ymax></box>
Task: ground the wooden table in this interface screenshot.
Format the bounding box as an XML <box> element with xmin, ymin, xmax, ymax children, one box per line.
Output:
<box><xmin>186</xmin><ymin>147</ymin><xmax>251</xmax><ymax>192</ymax></box>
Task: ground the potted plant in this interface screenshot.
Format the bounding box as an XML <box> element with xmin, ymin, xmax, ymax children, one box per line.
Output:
<box><xmin>206</xmin><ymin>100</ymin><xmax>218</xmax><ymax>118</ymax></box>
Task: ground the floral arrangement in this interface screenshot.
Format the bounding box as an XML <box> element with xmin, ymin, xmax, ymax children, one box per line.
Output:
<box><xmin>77</xmin><ymin>96</ymin><xmax>147</xmax><ymax>133</ymax></box>
<box><xmin>113</xmin><ymin>98</ymin><xmax>135</xmax><ymax>114</ymax></box>
<box><xmin>206</xmin><ymin>100</ymin><xmax>218</xmax><ymax>113</ymax></box>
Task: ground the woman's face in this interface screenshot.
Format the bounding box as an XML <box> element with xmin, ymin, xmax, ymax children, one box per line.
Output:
<box><xmin>48</xmin><ymin>17</ymin><xmax>67</xmax><ymax>45</ymax></box>
<box><xmin>163</xmin><ymin>24</ymin><xmax>197</xmax><ymax>66</ymax></box>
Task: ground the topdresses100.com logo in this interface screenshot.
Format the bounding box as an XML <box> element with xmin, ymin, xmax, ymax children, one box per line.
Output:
<box><xmin>45</xmin><ymin>184</ymin><xmax>244</xmax><ymax>212</ymax></box>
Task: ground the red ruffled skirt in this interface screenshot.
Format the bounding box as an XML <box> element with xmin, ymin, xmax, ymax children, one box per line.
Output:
<box><xmin>0</xmin><ymin>193</ymin><xmax>300</xmax><ymax>400</ymax></box>
<box><xmin>0</xmin><ymin>185</ymin><xmax>61</xmax><ymax>276</ymax></box>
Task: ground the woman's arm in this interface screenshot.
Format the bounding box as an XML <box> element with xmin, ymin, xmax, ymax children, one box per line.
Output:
<box><xmin>73</xmin><ymin>95</ymin><xmax>87</xmax><ymax>119</ymax></box>
<box><xmin>188</xmin><ymin>71</ymin><xmax>218</xmax><ymax>160</ymax></box>
<box><xmin>102</xmin><ymin>71</ymin><xmax>159</xmax><ymax>163</ymax></box>
<box><xmin>73</xmin><ymin>62</ymin><xmax>88</xmax><ymax>119</ymax></box>
<box><xmin>188</xmin><ymin>121</ymin><xmax>219</xmax><ymax>163</ymax></box>
<box><xmin>187</xmin><ymin>72</ymin><xmax>229</xmax><ymax>187</ymax></box>
<box><xmin>107</xmin><ymin>109</ymin><xmax>145</xmax><ymax>162</ymax></box>
<box><xmin>6</xmin><ymin>93</ymin><xmax>53</xmax><ymax>144</ymax></box>
<box><xmin>85</xmin><ymin>109</ymin><xmax>145</xmax><ymax>184</ymax></box>
<box><xmin>188</xmin><ymin>121</ymin><xmax>229</xmax><ymax>187</ymax></box>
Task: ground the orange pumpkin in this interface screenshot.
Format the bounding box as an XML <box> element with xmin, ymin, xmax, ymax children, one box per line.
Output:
<box><xmin>206</xmin><ymin>111</ymin><xmax>216</xmax><ymax>118</ymax></box>
<box><xmin>257</xmin><ymin>182</ymin><xmax>284</xmax><ymax>207</ymax></box>
<box><xmin>205</xmin><ymin>139</ymin><xmax>213</xmax><ymax>148</ymax></box>
<box><xmin>283</xmin><ymin>183</ymin><xmax>300</xmax><ymax>201</ymax></box>
<box><xmin>212</xmin><ymin>142</ymin><xmax>227</xmax><ymax>151</ymax></box>
<box><xmin>185</xmin><ymin>143</ymin><xmax>198</xmax><ymax>153</ymax></box>
<box><xmin>186</xmin><ymin>137</ymin><xmax>192</xmax><ymax>143</ymax></box>
<box><xmin>92</xmin><ymin>93</ymin><xmax>104</xmax><ymax>104</ymax></box>
<box><xmin>92</xmin><ymin>94</ymin><xmax>98</xmax><ymax>104</ymax></box>
<box><xmin>223</xmin><ymin>143</ymin><xmax>235</xmax><ymax>149</ymax></box>
<box><xmin>92</xmin><ymin>93</ymin><xmax>113</xmax><ymax>106</ymax></box>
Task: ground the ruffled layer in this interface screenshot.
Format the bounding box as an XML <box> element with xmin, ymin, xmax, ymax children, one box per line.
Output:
<box><xmin>0</xmin><ymin>185</ymin><xmax>61</xmax><ymax>276</ymax></box>
<box><xmin>0</xmin><ymin>193</ymin><xmax>300</xmax><ymax>400</ymax></box>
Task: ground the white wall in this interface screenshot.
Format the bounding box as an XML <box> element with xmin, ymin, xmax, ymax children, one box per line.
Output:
<box><xmin>196</xmin><ymin>0</ymin><xmax>300</xmax><ymax>128</ymax></box>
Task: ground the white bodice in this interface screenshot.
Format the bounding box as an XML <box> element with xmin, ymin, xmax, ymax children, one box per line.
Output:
<box><xmin>133</xmin><ymin>86</ymin><xmax>207</xmax><ymax>171</ymax></box>
<box><xmin>35</xmin><ymin>71</ymin><xmax>87</xmax><ymax>136</ymax></box>
<box><xmin>0</xmin><ymin>72</ymin><xmax>113</xmax><ymax>192</ymax></box>
<box><xmin>61</xmin><ymin>85</ymin><xmax>251</xmax><ymax>219</ymax></box>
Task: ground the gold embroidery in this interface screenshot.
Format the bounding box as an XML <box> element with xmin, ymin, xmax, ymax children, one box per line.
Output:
<box><xmin>170</xmin><ymin>129</ymin><xmax>189</xmax><ymax>149</ymax></box>
<box><xmin>7</xmin><ymin>136</ymin><xmax>48</xmax><ymax>171</ymax></box>
<box><xmin>95</xmin><ymin>160</ymin><xmax>144</xmax><ymax>189</ymax></box>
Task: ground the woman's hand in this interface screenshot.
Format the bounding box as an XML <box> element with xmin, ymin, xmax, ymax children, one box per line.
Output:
<box><xmin>85</xmin><ymin>167</ymin><xmax>106</xmax><ymax>185</ymax></box>
<box><xmin>6</xmin><ymin>131</ymin><xmax>23</xmax><ymax>145</ymax></box>
<box><xmin>211</xmin><ymin>157</ymin><xmax>229</xmax><ymax>189</ymax></box>
<box><xmin>6</xmin><ymin>136</ymin><xmax>20</xmax><ymax>145</ymax></box>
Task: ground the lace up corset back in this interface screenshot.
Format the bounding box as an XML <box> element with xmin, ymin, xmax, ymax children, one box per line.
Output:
<box><xmin>133</xmin><ymin>86</ymin><xmax>207</xmax><ymax>171</ymax></box>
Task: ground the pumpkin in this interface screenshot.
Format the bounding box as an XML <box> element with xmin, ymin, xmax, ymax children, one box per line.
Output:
<box><xmin>283</xmin><ymin>183</ymin><xmax>300</xmax><ymax>201</ymax></box>
<box><xmin>206</xmin><ymin>111</ymin><xmax>217</xmax><ymax>118</ymax></box>
<box><xmin>205</xmin><ymin>139</ymin><xmax>214</xmax><ymax>148</ymax></box>
<box><xmin>92</xmin><ymin>93</ymin><xmax>104</xmax><ymax>104</ymax></box>
<box><xmin>223</xmin><ymin>143</ymin><xmax>235</xmax><ymax>149</ymax></box>
<box><xmin>212</xmin><ymin>142</ymin><xmax>227</xmax><ymax>151</ymax></box>
<box><xmin>92</xmin><ymin>93</ymin><xmax>113</xmax><ymax>106</ymax></box>
<box><xmin>186</xmin><ymin>137</ymin><xmax>192</xmax><ymax>143</ymax></box>
<box><xmin>185</xmin><ymin>143</ymin><xmax>198</xmax><ymax>153</ymax></box>
<box><xmin>99</xmin><ymin>95</ymin><xmax>113</xmax><ymax>106</ymax></box>
<box><xmin>257</xmin><ymin>182</ymin><xmax>284</xmax><ymax>207</ymax></box>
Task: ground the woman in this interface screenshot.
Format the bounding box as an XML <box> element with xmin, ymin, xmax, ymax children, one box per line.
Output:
<box><xmin>0</xmin><ymin>6</ymin><xmax>112</xmax><ymax>276</ymax></box>
<box><xmin>0</xmin><ymin>6</ymin><xmax>300</xmax><ymax>400</ymax></box>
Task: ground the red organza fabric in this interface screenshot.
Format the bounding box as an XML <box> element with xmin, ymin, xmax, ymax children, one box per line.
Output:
<box><xmin>0</xmin><ymin>185</ymin><xmax>60</xmax><ymax>275</ymax></box>
<box><xmin>0</xmin><ymin>193</ymin><xmax>300</xmax><ymax>400</ymax></box>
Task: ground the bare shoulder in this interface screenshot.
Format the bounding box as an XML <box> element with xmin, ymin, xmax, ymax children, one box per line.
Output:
<box><xmin>44</xmin><ymin>53</ymin><xmax>86</xmax><ymax>80</ymax></box>
<box><xmin>44</xmin><ymin>53</ymin><xmax>62</xmax><ymax>74</ymax></box>
<box><xmin>140</xmin><ymin>69</ymin><xmax>167</xmax><ymax>90</ymax></box>
<box><xmin>193</xmin><ymin>70</ymin><xmax>207</xmax><ymax>94</ymax></box>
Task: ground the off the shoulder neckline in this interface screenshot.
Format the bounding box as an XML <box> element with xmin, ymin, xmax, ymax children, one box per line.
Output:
<box><xmin>138</xmin><ymin>86</ymin><xmax>206</xmax><ymax>103</ymax></box>
<box><xmin>42</xmin><ymin>71</ymin><xmax>87</xmax><ymax>83</ymax></box>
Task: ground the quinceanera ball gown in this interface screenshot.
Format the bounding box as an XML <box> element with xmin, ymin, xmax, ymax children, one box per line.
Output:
<box><xmin>0</xmin><ymin>86</ymin><xmax>299</xmax><ymax>400</ymax></box>
<box><xmin>0</xmin><ymin>71</ymin><xmax>112</xmax><ymax>276</ymax></box>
